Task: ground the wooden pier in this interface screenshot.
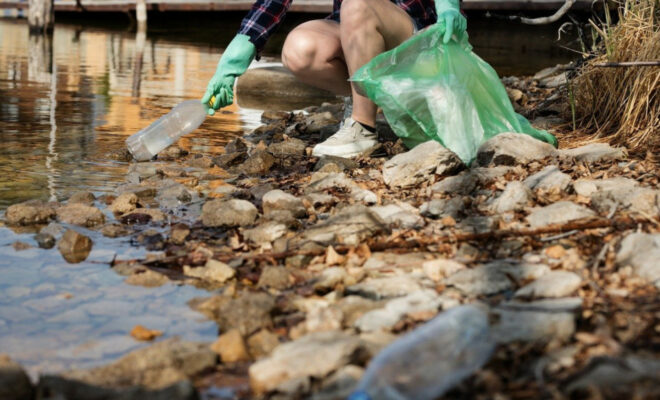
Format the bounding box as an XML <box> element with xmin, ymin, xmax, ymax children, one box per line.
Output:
<box><xmin>1</xmin><ymin>0</ymin><xmax>594</xmax><ymax>14</ymax></box>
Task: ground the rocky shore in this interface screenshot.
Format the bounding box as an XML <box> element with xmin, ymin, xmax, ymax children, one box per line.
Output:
<box><xmin>2</xmin><ymin>71</ymin><xmax>659</xmax><ymax>399</ymax></box>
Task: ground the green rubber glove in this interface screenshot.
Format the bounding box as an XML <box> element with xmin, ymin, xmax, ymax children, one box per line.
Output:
<box><xmin>202</xmin><ymin>34</ymin><xmax>256</xmax><ymax>115</ymax></box>
<box><xmin>435</xmin><ymin>0</ymin><xmax>467</xmax><ymax>44</ymax></box>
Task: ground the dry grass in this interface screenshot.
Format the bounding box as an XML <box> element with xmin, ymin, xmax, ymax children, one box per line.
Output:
<box><xmin>571</xmin><ymin>0</ymin><xmax>660</xmax><ymax>154</ymax></box>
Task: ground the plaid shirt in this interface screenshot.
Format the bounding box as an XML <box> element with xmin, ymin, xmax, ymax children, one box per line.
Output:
<box><xmin>238</xmin><ymin>0</ymin><xmax>438</xmax><ymax>54</ymax></box>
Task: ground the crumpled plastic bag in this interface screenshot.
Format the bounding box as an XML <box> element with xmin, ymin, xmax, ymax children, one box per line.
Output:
<box><xmin>351</xmin><ymin>23</ymin><xmax>557</xmax><ymax>164</ymax></box>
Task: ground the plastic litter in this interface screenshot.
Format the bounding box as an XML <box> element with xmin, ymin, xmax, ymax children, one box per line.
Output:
<box><xmin>126</xmin><ymin>100</ymin><xmax>206</xmax><ymax>161</ymax></box>
<box><xmin>352</xmin><ymin>23</ymin><xmax>557</xmax><ymax>164</ymax></box>
<box><xmin>348</xmin><ymin>305</ymin><xmax>494</xmax><ymax>400</ymax></box>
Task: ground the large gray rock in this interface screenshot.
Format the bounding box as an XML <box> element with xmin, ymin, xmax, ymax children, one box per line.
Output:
<box><xmin>306</xmin><ymin>173</ymin><xmax>377</xmax><ymax>205</ymax></box>
<box><xmin>294</xmin><ymin>205</ymin><xmax>388</xmax><ymax>247</ymax></box>
<box><xmin>216</xmin><ymin>292</ymin><xmax>276</xmax><ymax>336</ymax></box>
<box><xmin>156</xmin><ymin>182</ymin><xmax>192</xmax><ymax>209</ymax></box>
<box><xmin>56</xmin><ymin>203</ymin><xmax>105</xmax><ymax>227</ymax></box>
<box><xmin>248</xmin><ymin>331</ymin><xmax>365</xmax><ymax>395</ymax></box>
<box><xmin>369</xmin><ymin>203</ymin><xmax>424</xmax><ymax>229</ymax></box>
<box><xmin>616</xmin><ymin>233</ymin><xmax>660</xmax><ymax>288</ymax></box>
<box><xmin>382</xmin><ymin>141</ymin><xmax>463</xmax><ymax>188</ymax></box>
<box><xmin>476</xmin><ymin>133</ymin><xmax>558</xmax><ymax>166</ymax></box>
<box><xmin>0</xmin><ymin>355</ymin><xmax>32</xmax><ymax>400</ymax></box>
<box><xmin>68</xmin><ymin>191</ymin><xmax>96</xmax><ymax>206</ymax></box>
<box><xmin>201</xmin><ymin>199</ymin><xmax>258</xmax><ymax>227</ymax></box>
<box><xmin>58</xmin><ymin>229</ymin><xmax>93</xmax><ymax>263</ymax></box>
<box><xmin>591</xmin><ymin>185</ymin><xmax>659</xmax><ymax>216</ymax></box>
<box><xmin>110</xmin><ymin>193</ymin><xmax>139</xmax><ymax>215</ymax></box>
<box><xmin>420</xmin><ymin>197</ymin><xmax>464</xmax><ymax>219</ymax></box>
<box><xmin>5</xmin><ymin>200</ymin><xmax>57</xmax><ymax>226</ymax></box>
<box><xmin>346</xmin><ymin>275</ymin><xmax>423</xmax><ymax>300</ymax></box>
<box><xmin>560</xmin><ymin>143</ymin><xmax>626</xmax><ymax>163</ymax></box>
<box><xmin>526</xmin><ymin>201</ymin><xmax>596</xmax><ymax>228</ymax></box>
<box><xmin>36</xmin><ymin>377</ymin><xmax>197</xmax><ymax>400</ymax></box>
<box><xmin>262</xmin><ymin>190</ymin><xmax>306</xmax><ymax>218</ymax></box>
<box><xmin>243</xmin><ymin>222</ymin><xmax>288</xmax><ymax>245</ymax></box>
<box><xmin>490</xmin><ymin>181</ymin><xmax>533</xmax><ymax>213</ymax></box>
<box><xmin>446</xmin><ymin>261</ymin><xmax>549</xmax><ymax>296</ymax></box>
<box><xmin>431</xmin><ymin>173</ymin><xmax>478</xmax><ymax>195</ymax></box>
<box><xmin>573</xmin><ymin>177</ymin><xmax>638</xmax><ymax>198</ymax></box>
<box><xmin>183</xmin><ymin>259</ymin><xmax>236</xmax><ymax>283</ymax></box>
<box><xmin>267</xmin><ymin>138</ymin><xmax>306</xmax><ymax>159</ymax></box>
<box><xmin>61</xmin><ymin>338</ymin><xmax>216</xmax><ymax>389</ymax></box>
<box><xmin>514</xmin><ymin>271</ymin><xmax>582</xmax><ymax>299</ymax></box>
<box><xmin>524</xmin><ymin>165</ymin><xmax>571</xmax><ymax>192</ymax></box>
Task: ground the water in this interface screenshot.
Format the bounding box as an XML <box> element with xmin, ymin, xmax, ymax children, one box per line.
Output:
<box><xmin>0</xmin><ymin>14</ymin><xmax>579</xmax><ymax>380</ymax></box>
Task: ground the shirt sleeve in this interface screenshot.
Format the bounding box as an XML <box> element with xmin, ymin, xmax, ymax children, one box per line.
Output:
<box><xmin>238</xmin><ymin>0</ymin><xmax>293</xmax><ymax>54</ymax></box>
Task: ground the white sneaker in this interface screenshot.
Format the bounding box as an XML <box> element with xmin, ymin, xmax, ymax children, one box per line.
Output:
<box><xmin>312</xmin><ymin>118</ymin><xmax>378</xmax><ymax>158</ymax></box>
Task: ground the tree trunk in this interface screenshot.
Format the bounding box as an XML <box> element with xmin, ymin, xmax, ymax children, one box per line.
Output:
<box><xmin>28</xmin><ymin>0</ymin><xmax>54</xmax><ymax>34</ymax></box>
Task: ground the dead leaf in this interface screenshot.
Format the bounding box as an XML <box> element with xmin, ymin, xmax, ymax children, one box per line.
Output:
<box><xmin>325</xmin><ymin>246</ymin><xmax>345</xmax><ymax>266</ymax></box>
<box><xmin>130</xmin><ymin>325</ymin><xmax>163</xmax><ymax>341</ymax></box>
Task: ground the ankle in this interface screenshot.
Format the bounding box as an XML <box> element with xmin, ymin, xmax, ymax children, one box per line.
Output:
<box><xmin>351</xmin><ymin>116</ymin><xmax>376</xmax><ymax>132</ymax></box>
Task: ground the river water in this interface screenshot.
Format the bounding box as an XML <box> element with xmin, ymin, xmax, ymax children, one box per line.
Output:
<box><xmin>0</xmin><ymin>14</ymin><xmax>578</xmax><ymax>379</ymax></box>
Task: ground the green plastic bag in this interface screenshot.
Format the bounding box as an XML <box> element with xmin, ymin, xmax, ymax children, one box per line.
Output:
<box><xmin>351</xmin><ymin>23</ymin><xmax>557</xmax><ymax>164</ymax></box>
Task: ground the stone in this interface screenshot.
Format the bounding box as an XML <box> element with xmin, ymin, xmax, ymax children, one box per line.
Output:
<box><xmin>248</xmin><ymin>331</ymin><xmax>365</xmax><ymax>395</ymax></box>
<box><xmin>476</xmin><ymin>133</ymin><xmax>558</xmax><ymax>166</ymax></box>
<box><xmin>36</xmin><ymin>377</ymin><xmax>198</xmax><ymax>400</ymax></box>
<box><xmin>267</xmin><ymin>138</ymin><xmax>306</xmax><ymax>158</ymax></box>
<box><xmin>56</xmin><ymin>203</ymin><xmax>105</xmax><ymax>227</ymax></box>
<box><xmin>491</xmin><ymin>307</ymin><xmax>576</xmax><ymax>343</ymax></box>
<box><xmin>183</xmin><ymin>259</ymin><xmax>236</xmax><ymax>283</ymax></box>
<box><xmin>431</xmin><ymin>173</ymin><xmax>478</xmax><ymax>195</ymax></box>
<box><xmin>616</xmin><ymin>233</ymin><xmax>660</xmax><ymax>288</ymax></box>
<box><xmin>305</xmin><ymin>112</ymin><xmax>340</xmax><ymax>135</ymax></box>
<box><xmin>5</xmin><ymin>200</ymin><xmax>56</xmax><ymax>225</ymax></box>
<box><xmin>122</xmin><ymin>208</ymin><xmax>166</xmax><ymax>224</ymax></box>
<box><xmin>346</xmin><ymin>275</ymin><xmax>422</xmax><ymax>300</ymax></box>
<box><xmin>315</xmin><ymin>156</ymin><xmax>359</xmax><ymax>172</ymax></box>
<box><xmin>539</xmin><ymin>72</ymin><xmax>567</xmax><ymax>88</ymax></box>
<box><xmin>34</xmin><ymin>232</ymin><xmax>56</xmax><ymax>249</ymax></box>
<box><xmin>58</xmin><ymin>229</ymin><xmax>93</xmax><ymax>263</ymax></box>
<box><xmin>156</xmin><ymin>183</ymin><xmax>192</xmax><ymax>209</ymax></box>
<box><xmin>244</xmin><ymin>222</ymin><xmax>288</xmax><ymax>245</ymax></box>
<box><xmin>124</xmin><ymin>269</ymin><xmax>170</xmax><ymax>288</ymax></box>
<box><xmin>490</xmin><ymin>181</ymin><xmax>533</xmax><ymax>213</ymax></box>
<box><xmin>565</xmin><ymin>355</ymin><xmax>660</xmax><ymax>394</ymax></box>
<box><xmin>234</xmin><ymin>150</ymin><xmax>276</xmax><ymax>175</ymax></box>
<box><xmin>515</xmin><ymin>271</ymin><xmax>582</xmax><ymax>299</ymax></box>
<box><xmin>314</xmin><ymin>267</ymin><xmax>350</xmax><ymax>291</ymax></box>
<box><xmin>225</xmin><ymin>137</ymin><xmax>250</xmax><ymax>154</ymax></box>
<box><xmin>305</xmin><ymin>305</ymin><xmax>344</xmax><ymax>333</ymax></box>
<box><xmin>382</xmin><ymin>141</ymin><xmax>463</xmax><ymax>188</ymax></box>
<box><xmin>262</xmin><ymin>190</ymin><xmax>306</xmax><ymax>218</ymax></box>
<box><xmin>115</xmin><ymin>183</ymin><xmax>157</xmax><ymax>200</ymax></box>
<box><xmin>211</xmin><ymin>329</ymin><xmax>251</xmax><ymax>363</ymax></box>
<box><xmin>422</xmin><ymin>259</ymin><xmax>466</xmax><ymax>281</ymax></box>
<box><xmin>446</xmin><ymin>261</ymin><xmax>549</xmax><ymax>296</ymax></box>
<box><xmin>457</xmin><ymin>215</ymin><xmax>498</xmax><ymax>234</ymax></box>
<box><xmin>110</xmin><ymin>192</ymin><xmax>139</xmax><ymax>215</ymax></box>
<box><xmin>307</xmin><ymin>172</ymin><xmax>356</xmax><ymax>192</ymax></box>
<box><xmin>527</xmin><ymin>201</ymin><xmax>596</xmax><ymax>228</ymax></box>
<box><xmin>61</xmin><ymin>338</ymin><xmax>216</xmax><ymax>389</ymax></box>
<box><xmin>68</xmin><ymin>191</ymin><xmax>96</xmax><ymax>205</ymax></box>
<box><xmin>159</xmin><ymin>145</ymin><xmax>188</xmax><ymax>160</ymax></box>
<box><xmin>41</xmin><ymin>221</ymin><xmax>65</xmax><ymax>237</ymax></box>
<box><xmin>294</xmin><ymin>205</ymin><xmax>388</xmax><ymax>247</ymax></box>
<box><xmin>201</xmin><ymin>199</ymin><xmax>258</xmax><ymax>227</ymax></box>
<box><xmin>572</xmin><ymin>177</ymin><xmax>638</xmax><ymax>198</ymax></box>
<box><xmin>212</xmin><ymin>152</ymin><xmax>246</xmax><ymax>169</ymax></box>
<box><xmin>370</xmin><ymin>203</ymin><xmax>424</xmax><ymax>229</ymax></box>
<box><xmin>216</xmin><ymin>292</ymin><xmax>276</xmax><ymax>336</ymax></box>
<box><xmin>127</xmin><ymin>164</ymin><xmax>158</xmax><ymax>180</ymax></box>
<box><xmin>498</xmin><ymin>297</ymin><xmax>583</xmax><ymax>313</ymax></box>
<box><xmin>187</xmin><ymin>155</ymin><xmax>214</xmax><ymax>169</ymax></box>
<box><xmin>247</xmin><ymin>329</ymin><xmax>280</xmax><ymax>359</ymax></box>
<box><xmin>591</xmin><ymin>185</ymin><xmax>659</xmax><ymax>216</ymax></box>
<box><xmin>524</xmin><ymin>165</ymin><xmax>571</xmax><ymax>192</ymax></box>
<box><xmin>560</xmin><ymin>143</ymin><xmax>626</xmax><ymax>163</ymax></box>
<box><xmin>257</xmin><ymin>266</ymin><xmax>292</xmax><ymax>290</ymax></box>
<box><xmin>313</xmin><ymin>365</ymin><xmax>364</xmax><ymax>400</ymax></box>
<box><xmin>0</xmin><ymin>354</ymin><xmax>32</xmax><ymax>400</ymax></box>
<box><xmin>420</xmin><ymin>197</ymin><xmax>464</xmax><ymax>219</ymax></box>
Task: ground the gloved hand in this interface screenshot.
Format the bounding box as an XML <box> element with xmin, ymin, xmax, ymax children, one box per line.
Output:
<box><xmin>435</xmin><ymin>0</ymin><xmax>467</xmax><ymax>44</ymax></box>
<box><xmin>202</xmin><ymin>34</ymin><xmax>256</xmax><ymax>115</ymax></box>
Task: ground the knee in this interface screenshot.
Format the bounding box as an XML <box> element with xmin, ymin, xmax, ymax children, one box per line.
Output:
<box><xmin>282</xmin><ymin>31</ymin><xmax>318</xmax><ymax>74</ymax></box>
<box><xmin>340</xmin><ymin>0</ymin><xmax>377</xmax><ymax>32</ymax></box>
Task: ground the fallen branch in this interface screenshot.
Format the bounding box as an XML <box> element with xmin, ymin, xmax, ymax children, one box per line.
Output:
<box><xmin>487</xmin><ymin>0</ymin><xmax>577</xmax><ymax>25</ymax></box>
<box><xmin>593</xmin><ymin>61</ymin><xmax>660</xmax><ymax>68</ymax></box>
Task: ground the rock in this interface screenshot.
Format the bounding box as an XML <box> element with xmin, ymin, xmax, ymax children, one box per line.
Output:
<box><xmin>314</xmin><ymin>267</ymin><xmax>350</xmax><ymax>291</ymax></box>
<box><xmin>294</xmin><ymin>205</ymin><xmax>388</xmax><ymax>247</ymax></box>
<box><xmin>422</xmin><ymin>259</ymin><xmax>466</xmax><ymax>281</ymax></box>
<box><xmin>431</xmin><ymin>173</ymin><xmax>478</xmax><ymax>195</ymax></box>
<box><xmin>201</xmin><ymin>199</ymin><xmax>258</xmax><ymax>227</ymax></box>
<box><xmin>370</xmin><ymin>203</ymin><xmax>424</xmax><ymax>229</ymax></box>
<box><xmin>158</xmin><ymin>145</ymin><xmax>188</xmax><ymax>160</ymax></box>
<box><xmin>560</xmin><ymin>143</ymin><xmax>626</xmax><ymax>163</ymax></box>
<box><xmin>40</xmin><ymin>221</ymin><xmax>65</xmax><ymax>237</ymax></box>
<box><xmin>305</xmin><ymin>112</ymin><xmax>340</xmax><ymax>135</ymax></box>
<box><xmin>305</xmin><ymin>305</ymin><xmax>344</xmax><ymax>333</ymax></box>
<box><xmin>212</xmin><ymin>152</ymin><xmax>247</xmax><ymax>169</ymax></box>
<box><xmin>420</xmin><ymin>197</ymin><xmax>464</xmax><ymax>219</ymax></box>
<box><xmin>524</xmin><ymin>165</ymin><xmax>571</xmax><ymax>192</ymax></box>
<box><xmin>527</xmin><ymin>201</ymin><xmax>596</xmax><ymax>228</ymax></box>
<box><xmin>58</xmin><ymin>229</ymin><xmax>93</xmax><ymax>263</ymax></box>
<box><xmin>61</xmin><ymin>338</ymin><xmax>216</xmax><ymax>389</ymax></box>
<box><xmin>312</xmin><ymin>365</ymin><xmax>363</xmax><ymax>400</ymax></box>
<box><xmin>127</xmin><ymin>164</ymin><xmax>158</xmax><ymax>181</ymax></box>
<box><xmin>565</xmin><ymin>355</ymin><xmax>660</xmax><ymax>394</ymax></box>
<box><xmin>498</xmin><ymin>297</ymin><xmax>583</xmax><ymax>313</ymax></box>
<box><xmin>115</xmin><ymin>183</ymin><xmax>157</xmax><ymax>200</ymax></box>
<box><xmin>124</xmin><ymin>268</ymin><xmax>170</xmax><ymax>287</ymax></box>
<box><xmin>244</xmin><ymin>222</ymin><xmax>288</xmax><ymax>245</ymax></box>
<box><xmin>68</xmin><ymin>191</ymin><xmax>96</xmax><ymax>205</ymax></box>
<box><xmin>110</xmin><ymin>193</ymin><xmax>139</xmax><ymax>215</ymax></box>
<box><xmin>248</xmin><ymin>331</ymin><xmax>365</xmax><ymax>395</ymax></box>
<box><xmin>267</xmin><ymin>138</ymin><xmax>306</xmax><ymax>158</ymax></box>
<box><xmin>305</xmin><ymin>193</ymin><xmax>336</xmax><ymax>208</ymax></box>
<box><xmin>183</xmin><ymin>259</ymin><xmax>236</xmax><ymax>283</ymax></box>
<box><xmin>0</xmin><ymin>354</ymin><xmax>32</xmax><ymax>400</ymax></box>
<box><xmin>350</xmin><ymin>188</ymin><xmax>378</xmax><ymax>205</ymax></box>
<box><xmin>346</xmin><ymin>275</ymin><xmax>422</xmax><ymax>300</ymax></box>
<box><xmin>616</xmin><ymin>233</ymin><xmax>660</xmax><ymax>288</ymax></box>
<box><xmin>457</xmin><ymin>215</ymin><xmax>498</xmax><ymax>234</ymax></box>
<box><xmin>315</xmin><ymin>156</ymin><xmax>359</xmax><ymax>172</ymax></box>
<box><xmin>355</xmin><ymin>290</ymin><xmax>455</xmax><ymax>332</ymax></box>
<box><xmin>539</xmin><ymin>72</ymin><xmax>567</xmax><ymax>88</ymax></box>
<box><xmin>515</xmin><ymin>271</ymin><xmax>582</xmax><ymax>299</ymax></box>
<box><xmin>122</xmin><ymin>208</ymin><xmax>166</xmax><ymax>224</ymax></box>
<box><xmin>187</xmin><ymin>155</ymin><xmax>214</xmax><ymax>169</ymax></box>
<box><xmin>491</xmin><ymin>306</ymin><xmax>576</xmax><ymax>343</ymax></box>
<box><xmin>262</xmin><ymin>190</ymin><xmax>306</xmax><ymax>218</ymax></box>
<box><xmin>257</xmin><ymin>266</ymin><xmax>292</xmax><ymax>290</ymax></box>
<box><xmin>476</xmin><ymin>133</ymin><xmax>558</xmax><ymax>166</ymax></box>
<box><xmin>490</xmin><ymin>181</ymin><xmax>533</xmax><ymax>213</ymax></box>
<box><xmin>247</xmin><ymin>329</ymin><xmax>280</xmax><ymax>359</ymax></box>
<box><xmin>446</xmin><ymin>261</ymin><xmax>549</xmax><ymax>296</ymax></box>
<box><xmin>225</xmin><ymin>137</ymin><xmax>250</xmax><ymax>154</ymax></box>
<box><xmin>5</xmin><ymin>200</ymin><xmax>56</xmax><ymax>225</ymax></box>
<box><xmin>234</xmin><ymin>150</ymin><xmax>276</xmax><ymax>175</ymax></box>
<box><xmin>382</xmin><ymin>141</ymin><xmax>463</xmax><ymax>188</ymax></box>
<box><xmin>34</xmin><ymin>232</ymin><xmax>56</xmax><ymax>249</ymax></box>
<box><xmin>56</xmin><ymin>203</ymin><xmax>105</xmax><ymax>227</ymax></box>
<box><xmin>307</xmin><ymin>172</ymin><xmax>356</xmax><ymax>191</ymax></box>
<box><xmin>37</xmin><ymin>377</ymin><xmax>198</xmax><ymax>400</ymax></box>
<box><xmin>572</xmin><ymin>177</ymin><xmax>637</xmax><ymax>198</ymax></box>
<box><xmin>216</xmin><ymin>292</ymin><xmax>276</xmax><ymax>336</ymax></box>
<box><xmin>156</xmin><ymin>183</ymin><xmax>192</xmax><ymax>209</ymax></box>
<box><xmin>591</xmin><ymin>185</ymin><xmax>659</xmax><ymax>216</ymax></box>
<box><xmin>211</xmin><ymin>329</ymin><xmax>251</xmax><ymax>363</ymax></box>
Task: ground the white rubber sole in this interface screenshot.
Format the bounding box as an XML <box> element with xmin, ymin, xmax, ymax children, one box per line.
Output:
<box><xmin>312</xmin><ymin>139</ymin><xmax>378</xmax><ymax>159</ymax></box>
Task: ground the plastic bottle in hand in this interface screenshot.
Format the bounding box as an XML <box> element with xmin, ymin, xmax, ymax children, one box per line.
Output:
<box><xmin>348</xmin><ymin>305</ymin><xmax>494</xmax><ymax>400</ymax></box>
<box><xmin>126</xmin><ymin>100</ymin><xmax>207</xmax><ymax>161</ymax></box>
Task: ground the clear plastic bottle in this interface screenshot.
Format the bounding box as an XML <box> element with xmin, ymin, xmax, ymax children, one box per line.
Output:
<box><xmin>126</xmin><ymin>100</ymin><xmax>206</xmax><ymax>161</ymax></box>
<box><xmin>348</xmin><ymin>305</ymin><xmax>494</xmax><ymax>400</ymax></box>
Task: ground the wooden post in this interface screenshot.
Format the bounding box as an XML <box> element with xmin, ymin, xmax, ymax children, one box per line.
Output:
<box><xmin>28</xmin><ymin>0</ymin><xmax>54</xmax><ymax>34</ymax></box>
<box><xmin>136</xmin><ymin>0</ymin><xmax>147</xmax><ymax>31</ymax></box>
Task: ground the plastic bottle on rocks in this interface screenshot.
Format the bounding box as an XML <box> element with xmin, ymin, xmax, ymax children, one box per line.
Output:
<box><xmin>126</xmin><ymin>100</ymin><xmax>206</xmax><ymax>161</ymax></box>
<box><xmin>348</xmin><ymin>304</ymin><xmax>494</xmax><ymax>400</ymax></box>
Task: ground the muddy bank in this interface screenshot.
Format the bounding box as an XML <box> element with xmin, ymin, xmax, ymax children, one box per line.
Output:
<box><xmin>2</xmin><ymin>68</ymin><xmax>659</xmax><ymax>399</ymax></box>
